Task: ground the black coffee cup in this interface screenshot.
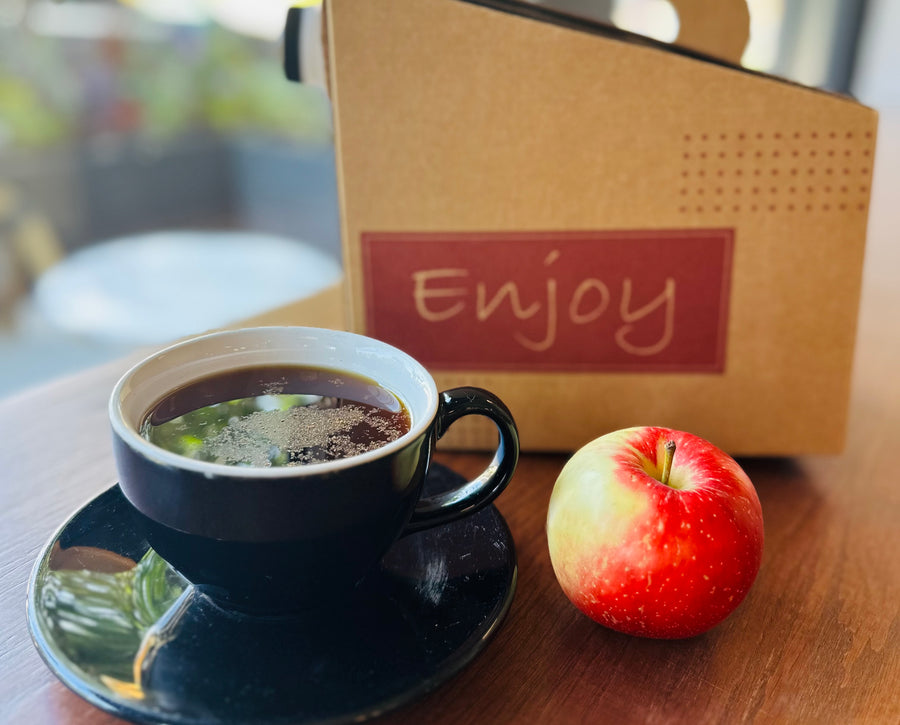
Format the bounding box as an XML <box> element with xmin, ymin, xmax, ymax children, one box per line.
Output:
<box><xmin>109</xmin><ymin>326</ymin><xmax>518</xmax><ymax>612</ymax></box>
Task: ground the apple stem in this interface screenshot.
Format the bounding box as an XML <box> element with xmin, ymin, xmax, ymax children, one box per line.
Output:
<box><xmin>661</xmin><ymin>440</ymin><xmax>676</xmax><ymax>487</ymax></box>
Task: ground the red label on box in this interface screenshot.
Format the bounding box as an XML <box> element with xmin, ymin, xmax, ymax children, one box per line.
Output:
<box><xmin>361</xmin><ymin>230</ymin><xmax>733</xmax><ymax>372</ymax></box>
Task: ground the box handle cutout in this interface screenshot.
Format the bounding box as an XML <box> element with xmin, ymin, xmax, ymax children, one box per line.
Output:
<box><xmin>669</xmin><ymin>0</ymin><xmax>749</xmax><ymax>65</ymax></box>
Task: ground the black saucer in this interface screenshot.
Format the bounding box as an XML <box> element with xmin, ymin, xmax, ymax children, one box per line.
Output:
<box><xmin>27</xmin><ymin>464</ymin><xmax>517</xmax><ymax>725</ymax></box>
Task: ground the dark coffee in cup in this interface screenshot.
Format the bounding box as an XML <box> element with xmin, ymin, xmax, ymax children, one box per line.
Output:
<box><xmin>141</xmin><ymin>365</ymin><xmax>411</xmax><ymax>467</ymax></box>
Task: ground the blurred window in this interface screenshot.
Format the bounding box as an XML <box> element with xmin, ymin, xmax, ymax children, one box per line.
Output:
<box><xmin>0</xmin><ymin>0</ymin><xmax>338</xmax><ymax>396</ymax></box>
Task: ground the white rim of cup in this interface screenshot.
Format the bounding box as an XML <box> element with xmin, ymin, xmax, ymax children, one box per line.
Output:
<box><xmin>109</xmin><ymin>326</ymin><xmax>440</xmax><ymax>479</ymax></box>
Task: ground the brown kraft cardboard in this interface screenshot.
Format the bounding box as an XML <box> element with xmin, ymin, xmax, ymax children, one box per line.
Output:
<box><xmin>321</xmin><ymin>0</ymin><xmax>878</xmax><ymax>455</ymax></box>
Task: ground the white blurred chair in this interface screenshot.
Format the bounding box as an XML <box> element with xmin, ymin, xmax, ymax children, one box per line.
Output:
<box><xmin>30</xmin><ymin>230</ymin><xmax>342</xmax><ymax>345</ymax></box>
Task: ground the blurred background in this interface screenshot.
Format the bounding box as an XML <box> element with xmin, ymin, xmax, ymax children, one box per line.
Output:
<box><xmin>1</xmin><ymin>0</ymin><xmax>897</xmax><ymax>399</ymax></box>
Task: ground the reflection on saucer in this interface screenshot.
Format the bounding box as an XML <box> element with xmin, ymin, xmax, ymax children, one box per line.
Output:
<box><xmin>38</xmin><ymin>544</ymin><xmax>186</xmax><ymax>688</ymax></box>
<box><xmin>28</xmin><ymin>465</ymin><xmax>516</xmax><ymax>725</ymax></box>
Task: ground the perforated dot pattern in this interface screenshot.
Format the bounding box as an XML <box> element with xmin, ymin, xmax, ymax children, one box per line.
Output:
<box><xmin>677</xmin><ymin>130</ymin><xmax>874</xmax><ymax>215</ymax></box>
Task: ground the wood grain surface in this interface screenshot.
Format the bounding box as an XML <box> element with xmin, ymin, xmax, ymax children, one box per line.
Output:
<box><xmin>2</xmin><ymin>120</ymin><xmax>899</xmax><ymax>725</ymax></box>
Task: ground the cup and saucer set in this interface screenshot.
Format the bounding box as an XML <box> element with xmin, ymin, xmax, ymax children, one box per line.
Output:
<box><xmin>27</xmin><ymin>327</ymin><xmax>520</xmax><ymax>725</ymax></box>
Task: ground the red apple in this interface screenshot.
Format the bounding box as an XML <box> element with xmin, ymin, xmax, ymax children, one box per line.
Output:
<box><xmin>546</xmin><ymin>426</ymin><xmax>763</xmax><ymax>639</ymax></box>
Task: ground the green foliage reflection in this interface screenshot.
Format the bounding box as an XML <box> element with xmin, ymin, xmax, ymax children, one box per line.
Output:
<box><xmin>38</xmin><ymin>550</ymin><xmax>186</xmax><ymax>681</ymax></box>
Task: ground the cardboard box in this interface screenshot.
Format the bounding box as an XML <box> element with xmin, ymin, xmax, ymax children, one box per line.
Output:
<box><xmin>322</xmin><ymin>0</ymin><xmax>877</xmax><ymax>455</ymax></box>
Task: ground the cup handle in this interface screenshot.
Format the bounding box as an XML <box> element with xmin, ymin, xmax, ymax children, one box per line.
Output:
<box><xmin>403</xmin><ymin>387</ymin><xmax>519</xmax><ymax>533</ymax></box>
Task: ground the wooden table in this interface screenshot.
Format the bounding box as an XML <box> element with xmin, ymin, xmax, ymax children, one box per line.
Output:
<box><xmin>3</xmin><ymin>123</ymin><xmax>899</xmax><ymax>725</ymax></box>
